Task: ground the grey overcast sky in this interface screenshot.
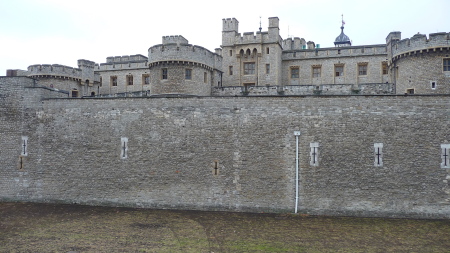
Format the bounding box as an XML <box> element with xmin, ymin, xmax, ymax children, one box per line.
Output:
<box><xmin>1</xmin><ymin>0</ymin><xmax>449</xmax><ymax>75</ymax></box>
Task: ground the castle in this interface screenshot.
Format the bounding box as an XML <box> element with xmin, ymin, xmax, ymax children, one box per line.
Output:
<box><xmin>1</xmin><ymin>17</ymin><xmax>449</xmax><ymax>219</ymax></box>
<box><xmin>6</xmin><ymin>17</ymin><xmax>450</xmax><ymax>97</ymax></box>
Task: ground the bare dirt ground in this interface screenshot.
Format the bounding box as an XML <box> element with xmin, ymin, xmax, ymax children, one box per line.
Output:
<box><xmin>0</xmin><ymin>202</ymin><xmax>449</xmax><ymax>252</ymax></box>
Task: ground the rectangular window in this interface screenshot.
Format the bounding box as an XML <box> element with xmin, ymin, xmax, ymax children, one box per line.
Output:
<box><xmin>382</xmin><ymin>62</ymin><xmax>388</xmax><ymax>75</ymax></box>
<box><xmin>204</xmin><ymin>72</ymin><xmax>207</xmax><ymax>83</ymax></box>
<box><xmin>121</xmin><ymin>137</ymin><xmax>128</xmax><ymax>159</ymax></box>
<box><xmin>374</xmin><ymin>143</ymin><xmax>383</xmax><ymax>167</ymax></box>
<box><xmin>127</xmin><ymin>75</ymin><xmax>133</xmax><ymax>85</ymax></box>
<box><xmin>111</xmin><ymin>76</ymin><xmax>118</xmax><ymax>86</ymax></box>
<box><xmin>266</xmin><ymin>47</ymin><xmax>270</xmax><ymax>54</ymax></box>
<box><xmin>358</xmin><ymin>64</ymin><xmax>368</xmax><ymax>75</ymax></box>
<box><xmin>71</xmin><ymin>89</ymin><xmax>79</xmax><ymax>97</ymax></box>
<box><xmin>291</xmin><ymin>67</ymin><xmax>299</xmax><ymax>78</ymax></box>
<box><xmin>431</xmin><ymin>81</ymin><xmax>437</xmax><ymax>90</ymax></box>
<box><xmin>310</xmin><ymin>142</ymin><xmax>319</xmax><ymax>166</ymax></box>
<box><xmin>185</xmin><ymin>69</ymin><xmax>192</xmax><ymax>80</ymax></box>
<box><xmin>100</xmin><ymin>77</ymin><xmax>103</xmax><ymax>87</ymax></box>
<box><xmin>442</xmin><ymin>144</ymin><xmax>450</xmax><ymax>169</ymax></box>
<box><xmin>229</xmin><ymin>66</ymin><xmax>233</xmax><ymax>75</ymax></box>
<box><xmin>21</xmin><ymin>136</ymin><xmax>28</xmax><ymax>156</ymax></box>
<box><xmin>229</xmin><ymin>50</ymin><xmax>233</xmax><ymax>56</ymax></box>
<box><xmin>335</xmin><ymin>65</ymin><xmax>344</xmax><ymax>77</ymax></box>
<box><xmin>266</xmin><ymin>64</ymin><xmax>270</xmax><ymax>74</ymax></box>
<box><xmin>406</xmin><ymin>88</ymin><xmax>415</xmax><ymax>94</ymax></box>
<box><xmin>244</xmin><ymin>62</ymin><xmax>255</xmax><ymax>75</ymax></box>
<box><xmin>162</xmin><ymin>68</ymin><xmax>168</xmax><ymax>79</ymax></box>
<box><xmin>312</xmin><ymin>66</ymin><xmax>321</xmax><ymax>78</ymax></box>
<box><xmin>142</xmin><ymin>74</ymin><xmax>150</xmax><ymax>85</ymax></box>
<box><xmin>444</xmin><ymin>58</ymin><xmax>450</xmax><ymax>71</ymax></box>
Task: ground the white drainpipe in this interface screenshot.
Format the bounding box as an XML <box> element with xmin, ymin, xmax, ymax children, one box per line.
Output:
<box><xmin>294</xmin><ymin>131</ymin><xmax>301</xmax><ymax>213</ymax></box>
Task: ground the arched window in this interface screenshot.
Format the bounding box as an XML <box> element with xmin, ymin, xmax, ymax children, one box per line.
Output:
<box><xmin>246</xmin><ymin>49</ymin><xmax>251</xmax><ymax>56</ymax></box>
<box><xmin>252</xmin><ymin>48</ymin><xmax>258</xmax><ymax>57</ymax></box>
<box><xmin>240</xmin><ymin>49</ymin><xmax>244</xmax><ymax>57</ymax></box>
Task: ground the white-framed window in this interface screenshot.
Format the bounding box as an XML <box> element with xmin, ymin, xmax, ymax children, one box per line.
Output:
<box><xmin>374</xmin><ymin>143</ymin><xmax>383</xmax><ymax>167</ymax></box>
<box><xmin>441</xmin><ymin>144</ymin><xmax>450</xmax><ymax>169</ymax></box>
<box><xmin>310</xmin><ymin>142</ymin><xmax>319</xmax><ymax>166</ymax></box>
<box><xmin>21</xmin><ymin>136</ymin><xmax>28</xmax><ymax>156</ymax></box>
<box><xmin>431</xmin><ymin>81</ymin><xmax>437</xmax><ymax>90</ymax></box>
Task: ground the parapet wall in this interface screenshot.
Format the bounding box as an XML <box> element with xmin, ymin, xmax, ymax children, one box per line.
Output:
<box><xmin>282</xmin><ymin>45</ymin><xmax>387</xmax><ymax>60</ymax></box>
<box><xmin>27</xmin><ymin>64</ymin><xmax>83</xmax><ymax>80</ymax></box>
<box><xmin>392</xmin><ymin>32</ymin><xmax>450</xmax><ymax>57</ymax></box>
<box><xmin>212</xmin><ymin>83</ymin><xmax>393</xmax><ymax>96</ymax></box>
<box><xmin>148</xmin><ymin>42</ymin><xmax>221</xmax><ymax>70</ymax></box>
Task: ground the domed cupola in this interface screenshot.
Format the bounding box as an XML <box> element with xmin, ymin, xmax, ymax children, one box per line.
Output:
<box><xmin>334</xmin><ymin>15</ymin><xmax>351</xmax><ymax>47</ymax></box>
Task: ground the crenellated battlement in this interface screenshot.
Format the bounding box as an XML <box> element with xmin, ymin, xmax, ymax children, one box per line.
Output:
<box><xmin>27</xmin><ymin>64</ymin><xmax>83</xmax><ymax>80</ymax></box>
<box><xmin>281</xmin><ymin>44</ymin><xmax>387</xmax><ymax>60</ymax></box>
<box><xmin>222</xmin><ymin>17</ymin><xmax>281</xmax><ymax>47</ymax></box>
<box><xmin>392</xmin><ymin>32</ymin><xmax>450</xmax><ymax>57</ymax></box>
<box><xmin>149</xmin><ymin>37</ymin><xmax>222</xmax><ymax>70</ymax></box>
<box><xmin>105</xmin><ymin>54</ymin><xmax>148</xmax><ymax>64</ymax></box>
<box><xmin>282</xmin><ymin>37</ymin><xmax>307</xmax><ymax>50</ymax></box>
<box><xmin>162</xmin><ymin>35</ymin><xmax>188</xmax><ymax>45</ymax></box>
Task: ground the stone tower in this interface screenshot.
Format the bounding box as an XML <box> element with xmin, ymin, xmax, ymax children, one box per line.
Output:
<box><xmin>221</xmin><ymin>17</ymin><xmax>283</xmax><ymax>87</ymax></box>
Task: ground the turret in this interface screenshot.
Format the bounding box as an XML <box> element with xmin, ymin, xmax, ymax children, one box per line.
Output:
<box><xmin>222</xmin><ymin>18</ymin><xmax>239</xmax><ymax>46</ymax></box>
<box><xmin>268</xmin><ymin>17</ymin><xmax>280</xmax><ymax>42</ymax></box>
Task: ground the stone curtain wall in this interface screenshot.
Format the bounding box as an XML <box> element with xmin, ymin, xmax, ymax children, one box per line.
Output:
<box><xmin>1</xmin><ymin>78</ymin><xmax>449</xmax><ymax>218</ymax></box>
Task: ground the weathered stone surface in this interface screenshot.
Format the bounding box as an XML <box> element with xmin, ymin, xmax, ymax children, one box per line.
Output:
<box><xmin>1</xmin><ymin>77</ymin><xmax>449</xmax><ymax>218</ymax></box>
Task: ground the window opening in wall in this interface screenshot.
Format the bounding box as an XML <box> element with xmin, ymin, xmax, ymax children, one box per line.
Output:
<box><xmin>431</xmin><ymin>81</ymin><xmax>437</xmax><ymax>90</ymax></box>
<box><xmin>111</xmin><ymin>76</ymin><xmax>117</xmax><ymax>86</ymax></box>
<box><xmin>143</xmin><ymin>74</ymin><xmax>150</xmax><ymax>85</ymax></box>
<box><xmin>338</xmin><ymin>49</ymin><xmax>341</xmax><ymax>54</ymax></box>
<box><xmin>229</xmin><ymin>50</ymin><xmax>233</xmax><ymax>56</ymax></box>
<box><xmin>442</xmin><ymin>144</ymin><xmax>450</xmax><ymax>168</ymax></box>
<box><xmin>91</xmin><ymin>92</ymin><xmax>95</xmax><ymax>96</ymax></box>
<box><xmin>310</xmin><ymin>142</ymin><xmax>319</xmax><ymax>166</ymax></box>
<box><xmin>382</xmin><ymin>62</ymin><xmax>388</xmax><ymax>75</ymax></box>
<box><xmin>162</xmin><ymin>68</ymin><xmax>168</xmax><ymax>79</ymax></box>
<box><xmin>444</xmin><ymin>58</ymin><xmax>450</xmax><ymax>71</ymax></box>
<box><xmin>71</xmin><ymin>89</ymin><xmax>79</xmax><ymax>97</ymax></box>
<box><xmin>266</xmin><ymin>47</ymin><xmax>270</xmax><ymax>54</ymax></box>
<box><xmin>312</xmin><ymin>66</ymin><xmax>321</xmax><ymax>78</ymax></box>
<box><xmin>374</xmin><ymin>143</ymin><xmax>383</xmax><ymax>167</ymax></box>
<box><xmin>21</xmin><ymin>136</ymin><xmax>28</xmax><ymax>156</ymax></box>
<box><xmin>335</xmin><ymin>65</ymin><xmax>344</xmax><ymax>77</ymax></box>
<box><xmin>127</xmin><ymin>75</ymin><xmax>133</xmax><ymax>85</ymax></box>
<box><xmin>244</xmin><ymin>62</ymin><xmax>255</xmax><ymax>75</ymax></box>
<box><xmin>291</xmin><ymin>67</ymin><xmax>299</xmax><ymax>78</ymax></box>
<box><xmin>266</xmin><ymin>64</ymin><xmax>270</xmax><ymax>74</ymax></box>
<box><xmin>213</xmin><ymin>160</ymin><xmax>219</xmax><ymax>175</ymax></box>
<box><xmin>185</xmin><ymin>69</ymin><xmax>192</xmax><ymax>80</ymax></box>
<box><xmin>358</xmin><ymin>64</ymin><xmax>368</xmax><ymax>75</ymax></box>
<box><xmin>204</xmin><ymin>72</ymin><xmax>207</xmax><ymax>83</ymax></box>
<box><xmin>121</xmin><ymin>137</ymin><xmax>128</xmax><ymax>159</ymax></box>
<box><xmin>229</xmin><ymin>66</ymin><xmax>233</xmax><ymax>75</ymax></box>
<box><xmin>100</xmin><ymin>77</ymin><xmax>103</xmax><ymax>87</ymax></box>
<box><xmin>406</xmin><ymin>88</ymin><xmax>415</xmax><ymax>94</ymax></box>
